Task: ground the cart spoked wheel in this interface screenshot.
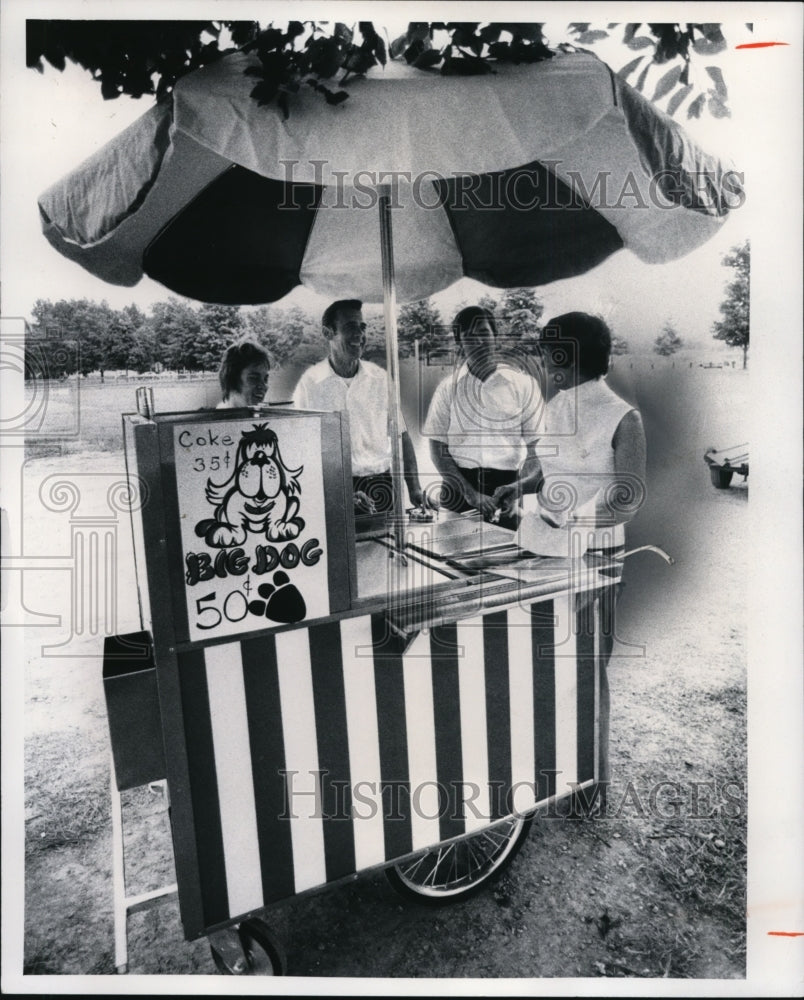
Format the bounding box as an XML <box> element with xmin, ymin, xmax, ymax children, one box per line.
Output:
<box><xmin>209</xmin><ymin>918</ymin><xmax>287</xmax><ymax>975</ymax></box>
<box><xmin>385</xmin><ymin>814</ymin><xmax>533</xmax><ymax>905</ymax></box>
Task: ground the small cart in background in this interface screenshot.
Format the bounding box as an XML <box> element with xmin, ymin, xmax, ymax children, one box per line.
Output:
<box><xmin>704</xmin><ymin>444</ymin><xmax>749</xmax><ymax>489</ymax></box>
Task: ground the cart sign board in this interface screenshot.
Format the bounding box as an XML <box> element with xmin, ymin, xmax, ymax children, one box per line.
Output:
<box><xmin>170</xmin><ymin>415</ymin><xmax>333</xmax><ymax>642</ymax></box>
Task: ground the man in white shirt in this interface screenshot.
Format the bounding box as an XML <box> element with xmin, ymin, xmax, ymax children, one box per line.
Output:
<box><xmin>422</xmin><ymin>306</ymin><xmax>543</xmax><ymax>526</ymax></box>
<box><xmin>293</xmin><ymin>299</ymin><xmax>428</xmax><ymax>514</ymax></box>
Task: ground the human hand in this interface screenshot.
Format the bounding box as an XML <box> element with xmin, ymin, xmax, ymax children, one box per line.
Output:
<box><xmin>409</xmin><ymin>486</ymin><xmax>440</xmax><ymax>512</ymax></box>
<box><xmin>353</xmin><ymin>490</ymin><xmax>377</xmax><ymax>514</ymax></box>
<box><xmin>492</xmin><ymin>482</ymin><xmax>521</xmax><ymax>517</ymax></box>
<box><xmin>468</xmin><ymin>490</ymin><xmax>498</xmax><ymax>521</ymax></box>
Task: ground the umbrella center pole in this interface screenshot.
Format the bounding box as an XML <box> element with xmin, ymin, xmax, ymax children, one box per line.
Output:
<box><xmin>378</xmin><ymin>185</ymin><xmax>407</xmax><ymax>558</ymax></box>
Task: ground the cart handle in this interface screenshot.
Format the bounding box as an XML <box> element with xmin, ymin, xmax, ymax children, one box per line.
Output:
<box><xmin>614</xmin><ymin>544</ymin><xmax>675</xmax><ymax>565</ymax></box>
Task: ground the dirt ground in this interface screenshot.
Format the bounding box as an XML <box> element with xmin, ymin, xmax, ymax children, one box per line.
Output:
<box><xmin>18</xmin><ymin>365</ymin><xmax>748</xmax><ymax>983</ymax></box>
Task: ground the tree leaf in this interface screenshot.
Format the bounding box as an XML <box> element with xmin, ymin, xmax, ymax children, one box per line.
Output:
<box><xmin>501</xmin><ymin>23</ymin><xmax>545</xmax><ymax>42</ymax></box>
<box><xmin>707</xmin><ymin>93</ymin><xmax>730</xmax><ymax>118</ymax></box>
<box><xmin>358</xmin><ymin>22</ymin><xmax>377</xmax><ymax>43</ymax></box>
<box><xmin>413</xmin><ymin>49</ymin><xmax>443</xmax><ymax>70</ymax></box>
<box><xmin>334</xmin><ymin>23</ymin><xmax>353</xmax><ymax>45</ymax></box>
<box><xmin>576</xmin><ymin>30</ymin><xmax>610</xmax><ymax>43</ymax></box>
<box><xmin>666</xmin><ymin>84</ymin><xmax>693</xmax><ymax>116</ymax></box>
<box><xmin>652</xmin><ymin>64</ymin><xmax>681</xmax><ymax>101</ymax></box>
<box><xmin>627</xmin><ymin>35</ymin><xmax>653</xmax><ymax>50</ymax></box>
<box><xmin>251</xmin><ymin>80</ymin><xmax>278</xmax><ymax>106</ymax></box>
<box><xmin>479</xmin><ymin>24</ymin><xmax>502</xmax><ymax>44</ymax></box>
<box><xmin>687</xmin><ymin>93</ymin><xmax>706</xmax><ymax>119</ymax></box>
<box><xmin>440</xmin><ymin>55</ymin><xmax>492</xmax><ymax>75</ymax></box>
<box><xmin>705</xmin><ymin>65</ymin><xmax>727</xmax><ymax>98</ymax></box>
<box><xmin>692</xmin><ymin>34</ymin><xmax>726</xmax><ymax>55</ymax></box>
<box><xmin>389</xmin><ymin>33</ymin><xmax>408</xmax><ymax>59</ymax></box>
<box><xmin>623</xmin><ymin>23</ymin><xmax>641</xmax><ymax>43</ymax></box>
<box><xmin>618</xmin><ymin>55</ymin><xmax>644</xmax><ymax>80</ymax></box>
<box><xmin>635</xmin><ymin>62</ymin><xmax>651</xmax><ymax>92</ymax></box>
<box><xmin>324</xmin><ymin>88</ymin><xmax>349</xmax><ymax>106</ymax></box>
<box><xmin>447</xmin><ymin>23</ymin><xmax>482</xmax><ymax>50</ymax></box>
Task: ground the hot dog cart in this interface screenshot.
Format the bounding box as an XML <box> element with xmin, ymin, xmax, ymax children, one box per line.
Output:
<box><xmin>102</xmin><ymin>396</ymin><xmax>630</xmax><ymax>975</ymax></box>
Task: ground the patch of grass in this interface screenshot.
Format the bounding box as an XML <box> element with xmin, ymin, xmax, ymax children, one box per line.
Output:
<box><xmin>25</xmin><ymin>729</ymin><xmax>109</xmax><ymax>854</ymax></box>
<box><xmin>652</xmin><ymin>817</ymin><xmax>746</xmax><ymax>929</ymax></box>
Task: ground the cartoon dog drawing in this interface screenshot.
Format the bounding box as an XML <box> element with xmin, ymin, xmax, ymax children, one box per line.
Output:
<box><xmin>194</xmin><ymin>424</ymin><xmax>304</xmax><ymax>548</ymax></box>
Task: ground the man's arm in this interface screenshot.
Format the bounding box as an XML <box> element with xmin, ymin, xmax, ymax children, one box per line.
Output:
<box><xmin>430</xmin><ymin>439</ymin><xmax>496</xmax><ymax>519</ymax></box>
<box><xmin>400</xmin><ymin>431</ymin><xmax>426</xmax><ymax>508</ymax></box>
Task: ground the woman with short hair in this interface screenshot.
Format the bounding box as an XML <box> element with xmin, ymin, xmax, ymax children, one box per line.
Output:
<box><xmin>525</xmin><ymin>311</ymin><xmax>646</xmax><ymax>551</ymax></box>
<box><xmin>216</xmin><ymin>339</ymin><xmax>271</xmax><ymax>408</ymax></box>
<box><xmin>498</xmin><ymin>311</ymin><xmax>647</xmax><ymax>805</ymax></box>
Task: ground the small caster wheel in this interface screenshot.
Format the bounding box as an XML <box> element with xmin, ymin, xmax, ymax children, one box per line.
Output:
<box><xmin>209</xmin><ymin>918</ymin><xmax>287</xmax><ymax>975</ymax></box>
<box><xmin>710</xmin><ymin>466</ymin><xmax>733</xmax><ymax>489</ymax></box>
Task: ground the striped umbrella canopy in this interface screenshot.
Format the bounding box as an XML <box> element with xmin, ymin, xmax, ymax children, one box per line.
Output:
<box><xmin>38</xmin><ymin>50</ymin><xmax>741</xmax><ymax>307</ymax></box>
<box><xmin>38</xmin><ymin>49</ymin><xmax>742</xmax><ymax>542</ymax></box>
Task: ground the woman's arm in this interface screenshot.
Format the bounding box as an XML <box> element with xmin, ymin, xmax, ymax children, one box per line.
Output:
<box><xmin>598</xmin><ymin>409</ymin><xmax>647</xmax><ymax>525</ymax></box>
<box><xmin>491</xmin><ymin>441</ymin><xmax>544</xmax><ymax>516</ymax></box>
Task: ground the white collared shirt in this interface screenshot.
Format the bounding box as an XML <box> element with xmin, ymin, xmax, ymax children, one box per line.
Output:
<box><xmin>292</xmin><ymin>358</ymin><xmax>405</xmax><ymax>476</ymax></box>
<box><xmin>423</xmin><ymin>362</ymin><xmax>543</xmax><ymax>470</ymax></box>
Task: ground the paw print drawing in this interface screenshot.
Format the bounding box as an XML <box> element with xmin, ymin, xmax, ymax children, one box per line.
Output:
<box><xmin>247</xmin><ymin>571</ymin><xmax>307</xmax><ymax>624</ymax></box>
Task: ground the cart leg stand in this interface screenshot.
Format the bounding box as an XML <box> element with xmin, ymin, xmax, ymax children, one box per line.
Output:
<box><xmin>110</xmin><ymin>759</ymin><xmax>177</xmax><ymax>974</ymax></box>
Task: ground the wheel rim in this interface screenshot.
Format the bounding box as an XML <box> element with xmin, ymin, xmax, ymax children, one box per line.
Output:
<box><xmin>210</xmin><ymin>919</ymin><xmax>285</xmax><ymax>975</ymax></box>
<box><xmin>392</xmin><ymin>815</ymin><xmax>527</xmax><ymax>898</ymax></box>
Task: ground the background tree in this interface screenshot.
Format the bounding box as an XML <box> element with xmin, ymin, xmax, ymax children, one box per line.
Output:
<box><xmin>498</xmin><ymin>288</ymin><xmax>544</xmax><ymax>341</ymax></box>
<box><xmin>106</xmin><ymin>303</ymin><xmax>147</xmax><ymax>373</ymax></box>
<box><xmin>126</xmin><ymin>321</ymin><xmax>160</xmax><ymax>373</ymax></box>
<box><xmin>654</xmin><ymin>323</ymin><xmax>684</xmax><ymax>357</ymax></box>
<box><xmin>360</xmin><ymin>312</ymin><xmax>387</xmax><ymax>365</ymax></box>
<box><xmin>28</xmin><ymin>298</ymin><xmax>118</xmax><ymax>378</ymax></box>
<box><xmin>611</xmin><ymin>334</ymin><xmax>630</xmax><ymax>356</ymax></box>
<box><xmin>712</xmin><ymin>240</ymin><xmax>750</xmax><ymax>369</ymax></box>
<box><xmin>278</xmin><ymin>306</ymin><xmax>321</xmax><ymax>366</ymax></box>
<box><xmin>195</xmin><ymin>304</ymin><xmax>243</xmax><ymax>371</ymax></box>
<box><xmin>396</xmin><ymin>299</ymin><xmax>446</xmax><ymax>358</ymax></box>
<box><xmin>27</xmin><ymin>20</ymin><xmax>744</xmax><ymax>122</ymax></box>
<box><xmin>148</xmin><ymin>299</ymin><xmax>203</xmax><ymax>372</ymax></box>
<box><xmin>476</xmin><ymin>293</ymin><xmax>500</xmax><ymax>318</ymax></box>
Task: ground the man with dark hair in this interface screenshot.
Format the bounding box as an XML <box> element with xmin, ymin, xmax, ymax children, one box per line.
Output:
<box><xmin>292</xmin><ymin>299</ymin><xmax>428</xmax><ymax>514</ymax></box>
<box><xmin>423</xmin><ymin>305</ymin><xmax>543</xmax><ymax>524</ymax></box>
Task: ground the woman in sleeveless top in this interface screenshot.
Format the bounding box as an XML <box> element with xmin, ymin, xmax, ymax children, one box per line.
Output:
<box><xmin>496</xmin><ymin>312</ymin><xmax>647</xmax><ymax>803</ymax></box>
<box><xmin>534</xmin><ymin>313</ymin><xmax>646</xmax><ymax>551</ymax></box>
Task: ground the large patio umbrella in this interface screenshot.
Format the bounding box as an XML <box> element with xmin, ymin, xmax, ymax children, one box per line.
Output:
<box><xmin>38</xmin><ymin>49</ymin><xmax>742</xmax><ymax>537</ymax></box>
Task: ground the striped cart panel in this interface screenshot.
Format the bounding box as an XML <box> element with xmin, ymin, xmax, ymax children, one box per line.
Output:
<box><xmin>176</xmin><ymin>589</ymin><xmax>609</xmax><ymax>929</ymax></box>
